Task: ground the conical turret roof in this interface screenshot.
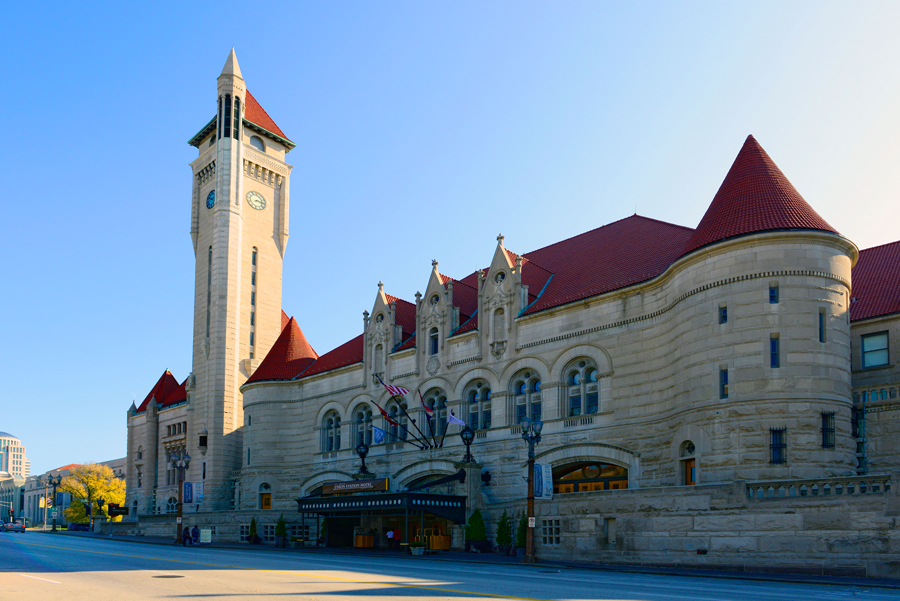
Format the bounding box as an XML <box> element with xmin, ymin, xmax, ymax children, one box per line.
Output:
<box><xmin>136</xmin><ymin>370</ymin><xmax>181</xmax><ymax>412</ymax></box>
<box><xmin>246</xmin><ymin>317</ymin><xmax>318</xmax><ymax>383</ymax></box>
<box><xmin>681</xmin><ymin>135</ymin><xmax>837</xmax><ymax>257</ymax></box>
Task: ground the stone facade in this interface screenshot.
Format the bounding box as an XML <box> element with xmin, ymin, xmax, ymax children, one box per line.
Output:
<box><xmin>124</xmin><ymin>50</ymin><xmax>900</xmax><ymax>577</ymax></box>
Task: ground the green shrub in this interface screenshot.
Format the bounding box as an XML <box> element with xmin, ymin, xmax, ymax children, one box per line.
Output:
<box><xmin>496</xmin><ymin>510</ymin><xmax>512</xmax><ymax>547</ymax></box>
<box><xmin>515</xmin><ymin>512</ymin><xmax>527</xmax><ymax>548</ymax></box>
<box><xmin>466</xmin><ymin>509</ymin><xmax>487</xmax><ymax>541</ymax></box>
<box><xmin>249</xmin><ymin>517</ymin><xmax>258</xmax><ymax>539</ymax></box>
<box><xmin>408</xmin><ymin>540</ymin><xmax>425</xmax><ymax>548</ymax></box>
<box><xmin>275</xmin><ymin>514</ymin><xmax>287</xmax><ymax>538</ymax></box>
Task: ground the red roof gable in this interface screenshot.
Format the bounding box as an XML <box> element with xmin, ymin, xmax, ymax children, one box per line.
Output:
<box><xmin>52</xmin><ymin>464</ymin><xmax>83</xmax><ymax>472</ymax></box>
<box><xmin>245</xmin><ymin>91</ymin><xmax>291</xmax><ymax>142</ymax></box>
<box><xmin>246</xmin><ymin>317</ymin><xmax>318</xmax><ymax>383</ymax></box>
<box><xmin>281</xmin><ymin>310</ymin><xmax>289</xmax><ymax>331</ymax></box>
<box><xmin>851</xmin><ymin>240</ymin><xmax>900</xmax><ymax>322</ymax></box>
<box><xmin>136</xmin><ymin>370</ymin><xmax>181</xmax><ymax>412</ymax></box>
<box><xmin>161</xmin><ymin>378</ymin><xmax>187</xmax><ymax>408</ymax></box>
<box><xmin>681</xmin><ymin>135</ymin><xmax>837</xmax><ymax>256</ymax></box>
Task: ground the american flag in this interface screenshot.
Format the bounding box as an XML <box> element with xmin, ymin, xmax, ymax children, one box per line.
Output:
<box><xmin>418</xmin><ymin>390</ymin><xmax>433</xmax><ymax>416</ymax></box>
<box><xmin>376</xmin><ymin>374</ymin><xmax>409</xmax><ymax>397</ymax></box>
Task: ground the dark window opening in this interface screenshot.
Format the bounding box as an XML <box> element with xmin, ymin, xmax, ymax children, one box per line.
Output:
<box><xmin>224</xmin><ymin>95</ymin><xmax>232</xmax><ymax>138</ymax></box>
<box><xmin>821</xmin><ymin>411</ymin><xmax>835</xmax><ymax>448</ymax></box>
<box><xmin>718</xmin><ymin>306</ymin><xmax>727</xmax><ymax>324</ymax></box>
<box><xmin>770</xmin><ymin>336</ymin><xmax>780</xmax><ymax>368</ymax></box>
<box><xmin>769</xmin><ymin>285</ymin><xmax>779</xmax><ymax>304</ymax></box>
<box><xmin>719</xmin><ymin>368</ymin><xmax>729</xmax><ymax>399</ymax></box>
<box><xmin>770</xmin><ymin>428</ymin><xmax>786</xmax><ymax>464</ymax></box>
<box><xmin>233</xmin><ymin>98</ymin><xmax>241</xmax><ymax>140</ymax></box>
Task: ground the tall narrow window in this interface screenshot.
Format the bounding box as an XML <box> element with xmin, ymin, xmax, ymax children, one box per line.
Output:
<box><xmin>769</xmin><ymin>284</ymin><xmax>779</xmax><ymax>304</ymax></box>
<box><xmin>217</xmin><ymin>97</ymin><xmax>223</xmax><ymax>139</ymax></box>
<box><xmin>323</xmin><ymin>412</ymin><xmax>341</xmax><ymax>452</ymax></box>
<box><xmin>424</xmin><ymin>389</ymin><xmax>448</xmax><ymax>436</ymax></box>
<box><xmin>719</xmin><ymin>368</ymin><xmax>729</xmax><ymax>399</ymax></box>
<box><xmin>233</xmin><ymin>98</ymin><xmax>241</xmax><ymax>140</ymax></box>
<box><xmin>510</xmin><ymin>372</ymin><xmax>542</xmax><ymax>424</ymax></box>
<box><xmin>429</xmin><ymin>328</ymin><xmax>439</xmax><ymax>355</ymax></box>
<box><xmin>246</xmin><ymin>448</ymin><xmax>251</xmax><ymax>465</ymax></box>
<box><xmin>564</xmin><ymin>360</ymin><xmax>600</xmax><ymax>417</ymax></box>
<box><xmin>206</xmin><ymin>247</ymin><xmax>212</xmax><ymax>337</ymax></box>
<box><xmin>718</xmin><ymin>305</ymin><xmax>727</xmax><ymax>324</ymax></box>
<box><xmin>821</xmin><ymin>411</ymin><xmax>835</xmax><ymax>448</ymax></box>
<box><xmin>223</xmin><ymin>95</ymin><xmax>232</xmax><ymax>138</ymax></box>
<box><xmin>818</xmin><ymin>309</ymin><xmax>826</xmax><ymax>343</ymax></box>
<box><xmin>770</xmin><ymin>428</ymin><xmax>786</xmax><ymax>464</ymax></box>
<box><xmin>770</xmin><ymin>335</ymin><xmax>780</xmax><ymax>368</ymax></box>
<box><xmin>355</xmin><ymin>407</ymin><xmax>373</xmax><ymax>446</ymax></box>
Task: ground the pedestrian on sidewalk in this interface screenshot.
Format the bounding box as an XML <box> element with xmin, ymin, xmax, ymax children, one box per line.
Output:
<box><xmin>182</xmin><ymin>527</ymin><xmax>191</xmax><ymax>546</ymax></box>
<box><xmin>191</xmin><ymin>525</ymin><xmax>199</xmax><ymax>545</ymax></box>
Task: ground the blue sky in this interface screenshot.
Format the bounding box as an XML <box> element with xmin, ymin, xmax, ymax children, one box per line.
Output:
<box><xmin>3</xmin><ymin>2</ymin><xmax>898</xmax><ymax>474</ymax></box>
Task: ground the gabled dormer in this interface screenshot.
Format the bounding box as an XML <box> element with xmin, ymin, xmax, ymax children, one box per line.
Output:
<box><xmin>479</xmin><ymin>234</ymin><xmax>525</xmax><ymax>359</ymax></box>
<box><xmin>365</xmin><ymin>282</ymin><xmax>393</xmax><ymax>382</ymax></box>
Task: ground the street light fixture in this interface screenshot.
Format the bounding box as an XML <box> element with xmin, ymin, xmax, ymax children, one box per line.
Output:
<box><xmin>520</xmin><ymin>416</ymin><xmax>543</xmax><ymax>564</ymax></box>
<box><xmin>170</xmin><ymin>450</ymin><xmax>191</xmax><ymax>544</ymax></box>
<box><xmin>355</xmin><ymin>443</ymin><xmax>370</xmax><ymax>475</ymax></box>
<box><xmin>46</xmin><ymin>475</ymin><xmax>62</xmax><ymax>531</ymax></box>
<box><xmin>459</xmin><ymin>425</ymin><xmax>476</xmax><ymax>463</ymax></box>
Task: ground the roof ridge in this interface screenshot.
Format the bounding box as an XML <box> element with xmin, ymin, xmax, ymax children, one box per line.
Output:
<box><xmin>859</xmin><ymin>239</ymin><xmax>900</xmax><ymax>253</ymax></box>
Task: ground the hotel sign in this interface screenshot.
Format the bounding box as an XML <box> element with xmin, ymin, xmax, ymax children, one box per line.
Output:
<box><xmin>322</xmin><ymin>478</ymin><xmax>389</xmax><ymax>495</ymax></box>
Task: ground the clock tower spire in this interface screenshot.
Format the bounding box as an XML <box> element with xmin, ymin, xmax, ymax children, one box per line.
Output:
<box><xmin>185</xmin><ymin>49</ymin><xmax>294</xmax><ymax>510</ymax></box>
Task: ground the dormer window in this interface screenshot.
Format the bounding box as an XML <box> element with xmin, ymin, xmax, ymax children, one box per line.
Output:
<box><xmin>249</xmin><ymin>136</ymin><xmax>265</xmax><ymax>152</ymax></box>
<box><xmin>429</xmin><ymin>328</ymin><xmax>439</xmax><ymax>355</ymax></box>
<box><xmin>430</xmin><ymin>294</ymin><xmax>440</xmax><ymax>306</ymax></box>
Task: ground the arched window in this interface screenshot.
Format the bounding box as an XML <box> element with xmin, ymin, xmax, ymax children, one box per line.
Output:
<box><xmin>564</xmin><ymin>359</ymin><xmax>600</xmax><ymax>417</ymax></box>
<box><xmin>464</xmin><ymin>381</ymin><xmax>492</xmax><ymax>430</ymax></box>
<box><xmin>249</xmin><ymin>135</ymin><xmax>265</xmax><ymax>152</ymax></box>
<box><xmin>132</xmin><ymin>499</ymin><xmax>139</xmax><ymax>516</ymax></box>
<box><xmin>136</xmin><ymin>446</ymin><xmax>143</xmax><ymax>460</ymax></box>
<box><xmin>553</xmin><ymin>462</ymin><xmax>628</xmax><ymax>493</ymax></box>
<box><xmin>355</xmin><ymin>406</ymin><xmax>373</xmax><ymax>446</ymax></box>
<box><xmin>166</xmin><ymin>497</ymin><xmax>178</xmax><ymax>513</ymax></box>
<box><xmin>259</xmin><ymin>483</ymin><xmax>271</xmax><ymax>510</ymax></box>
<box><xmin>510</xmin><ymin>370</ymin><xmax>542</xmax><ymax>424</ymax></box>
<box><xmin>493</xmin><ymin>308</ymin><xmax>505</xmax><ymax>341</ymax></box>
<box><xmin>429</xmin><ymin>328</ymin><xmax>439</xmax><ymax>355</ymax></box>
<box><xmin>424</xmin><ymin>389</ymin><xmax>448</xmax><ymax>436</ymax></box>
<box><xmin>387</xmin><ymin>401</ymin><xmax>408</xmax><ymax>441</ymax></box>
<box><xmin>323</xmin><ymin>411</ymin><xmax>341</xmax><ymax>452</ymax></box>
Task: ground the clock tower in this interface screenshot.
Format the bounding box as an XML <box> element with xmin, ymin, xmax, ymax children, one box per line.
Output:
<box><xmin>186</xmin><ymin>49</ymin><xmax>294</xmax><ymax>510</ymax></box>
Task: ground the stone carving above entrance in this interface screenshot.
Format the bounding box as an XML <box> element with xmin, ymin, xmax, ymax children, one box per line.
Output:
<box><xmin>426</xmin><ymin>356</ymin><xmax>441</xmax><ymax>375</ymax></box>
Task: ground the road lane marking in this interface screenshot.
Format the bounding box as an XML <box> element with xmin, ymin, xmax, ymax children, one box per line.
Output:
<box><xmin>19</xmin><ymin>574</ymin><xmax>60</xmax><ymax>584</ymax></box>
<box><xmin>15</xmin><ymin>541</ymin><xmax>548</xmax><ymax>601</ymax></box>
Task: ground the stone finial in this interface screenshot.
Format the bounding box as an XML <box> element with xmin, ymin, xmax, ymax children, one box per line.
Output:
<box><xmin>378</xmin><ymin>281</ymin><xmax>384</xmax><ymax>292</ymax></box>
<box><xmin>220</xmin><ymin>47</ymin><xmax>243</xmax><ymax>79</ymax></box>
<box><xmin>363</xmin><ymin>310</ymin><xmax>370</xmax><ymax>318</ymax></box>
<box><xmin>497</xmin><ymin>233</ymin><xmax>504</xmax><ymax>244</ymax></box>
<box><xmin>415</xmin><ymin>291</ymin><xmax>422</xmax><ymax>304</ymax></box>
<box><xmin>432</xmin><ymin>259</ymin><xmax>439</xmax><ymax>269</ymax></box>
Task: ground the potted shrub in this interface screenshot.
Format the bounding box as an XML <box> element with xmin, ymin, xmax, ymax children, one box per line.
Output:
<box><xmin>408</xmin><ymin>540</ymin><xmax>426</xmax><ymax>556</ymax></box>
<box><xmin>465</xmin><ymin>509</ymin><xmax>492</xmax><ymax>553</ymax></box>
<box><xmin>289</xmin><ymin>536</ymin><xmax>304</xmax><ymax>549</ymax></box>
<box><xmin>496</xmin><ymin>510</ymin><xmax>512</xmax><ymax>555</ymax></box>
<box><xmin>515</xmin><ymin>512</ymin><xmax>527</xmax><ymax>558</ymax></box>
<box><xmin>275</xmin><ymin>514</ymin><xmax>288</xmax><ymax>548</ymax></box>
<box><xmin>248</xmin><ymin>517</ymin><xmax>261</xmax><ymax>544</ymax></box>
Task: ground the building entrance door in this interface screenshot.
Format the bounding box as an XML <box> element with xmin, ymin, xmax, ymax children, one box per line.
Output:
<box><xmin>683</xmin><ymin>459</ymin><xmax>696</xmax><ymax>485</ymax></box>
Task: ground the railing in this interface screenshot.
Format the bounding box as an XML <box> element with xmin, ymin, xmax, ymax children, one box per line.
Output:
<box><xmin>564</xmin><ymin>416</ymin><xmax>594</xmax><ymax>428</ymax></box>
<box><xmin>747</xmin><ymin>474</ymin><xmax>892</xmax><ymax>500</ymax></box>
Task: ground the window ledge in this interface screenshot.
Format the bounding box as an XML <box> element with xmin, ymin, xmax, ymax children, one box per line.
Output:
<box><xmin>852</xmin><ymin>364</ymin><xmax>893</xmax><ymax>374</ymax></box>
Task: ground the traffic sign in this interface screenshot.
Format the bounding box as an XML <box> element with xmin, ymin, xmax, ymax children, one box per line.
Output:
<box><xmin>528</xmin><ymin>517</ymin><xmax>536</xmax><ymax>528</ymax></box>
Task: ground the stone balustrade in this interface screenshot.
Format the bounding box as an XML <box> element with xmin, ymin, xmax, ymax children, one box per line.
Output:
<box><xmin>746</xmin><ymin>473</ymin><xmax>893</xmax><ymax>500</ymax></box>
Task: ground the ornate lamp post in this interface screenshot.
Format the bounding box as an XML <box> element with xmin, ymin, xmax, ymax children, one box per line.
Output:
<box><xmin>520</xmin><ymin>416</ymin><xmax>543</xmax><ymax>564</ymax></box>
<box><xmin>355</xmin><ymin>443</ymin><xmax>370</xmax><ymax>475</ymax></box>
<box><xmin>459</xmin><ymin>425</ymin><xmax>476</xmax><ymax>463</ymax></box>
<box><xmin>170</xmin><ymin>450</ymin><xmax>191</xmax><ymax>544</ymax></box>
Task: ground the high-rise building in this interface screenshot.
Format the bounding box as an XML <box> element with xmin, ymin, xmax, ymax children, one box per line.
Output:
<box><xmin>0</xmin><ymin>432</ymin><xmax>30</xmax><ymax>479</ymax></box>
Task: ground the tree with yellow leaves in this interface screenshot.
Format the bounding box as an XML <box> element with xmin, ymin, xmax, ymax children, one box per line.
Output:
<box><xmin>60</xmin><ymin>464</ymin><xmax>126</xmax><ymax>523</ymax></box>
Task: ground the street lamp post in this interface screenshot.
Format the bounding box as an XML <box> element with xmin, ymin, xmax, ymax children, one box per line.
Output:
<box><xmin>459</xmin><ymin>425</ymin><xmax>476</xmax><ymax>463</ymax></box>
<box><xmin>47</xmin><ymin>475</ymin><xmax>62</xmax><ymax>531</ymax></box>
<box><xmin>520</xmin><ymin>416</ymin><xmax>543</xmax><ymax>564</ymax></box>
<box><xmin>170</xmin><ymin>450</ymin><xmax>191</xmax><ymax>544</ymax></box>
<box><xmin>355</xmin><ymin>443</ymin><xmax>370</xmax><ymax>475</ymax></box>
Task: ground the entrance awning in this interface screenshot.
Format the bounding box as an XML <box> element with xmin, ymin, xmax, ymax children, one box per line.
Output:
<box><xmin>297</xmin><ymin>492</ymin><xmax>467</xmax><ymax>524</ymax></box>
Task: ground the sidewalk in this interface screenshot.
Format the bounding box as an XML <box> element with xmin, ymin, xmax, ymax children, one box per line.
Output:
<box><xmin>37</xmin><ymin>529</ymin><xmax>900</xmax><ymax>590</ymax></box>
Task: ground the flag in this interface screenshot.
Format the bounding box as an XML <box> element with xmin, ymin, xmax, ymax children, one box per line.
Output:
<box><xmin>448</xmin><ymin>411</ymin><xmax>466</xmax><ymax>426</ymax></box>
<box><xmin>373</xmin><ymin>400</ymin><xmax>399</xmax><ymax>427</ymax></box>
<box><xmin>376</xmin><ymin>374</ymin><xmax>409</xmax><ymax>397</ymax></box>
<box><xmin>373</xmin><ymin>425</ymin><xmax>386</xmax><ymax>444</ymax></box>
<box><xmin>418</xmin><ymin>390</ymin><xmax>433</xmax><ymax>416</ymax></box>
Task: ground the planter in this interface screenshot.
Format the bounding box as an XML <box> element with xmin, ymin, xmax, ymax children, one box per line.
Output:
<box><xmin>516</xmin><ymin>548</ymin><xmax>526</xmax><ymax>559</ymax></box>
<box><xmin>410</xmin><ymin>546</ymin><xmax>425</xmax><ymax>556</ymax></box>
<box><xmin>497</xmin><ymin>545</ymin><xmax>509</xmax><ymax>555</ymax></box>
<box><xmin>276</xmin><ymin>536</ymin><xmax>288</xmax><ymax>548</ymax></box>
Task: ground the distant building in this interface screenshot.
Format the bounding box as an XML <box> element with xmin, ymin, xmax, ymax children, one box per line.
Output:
<box><xmin>24</xmin><ymin>459</ymin><xmax>126</xmax><ymax>527</ymax></box>
<box><xmin>0</xmin><ymin>432</ymin><xmax>30</xmax><ymax>479</ymax></box>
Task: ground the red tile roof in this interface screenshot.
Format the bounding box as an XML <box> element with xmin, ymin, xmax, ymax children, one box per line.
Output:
<box><xmin>851</xmin><ymin>240</ymin><xmax>900</xmax><ymax>322</ymax></box>
<box><xmin>281</xmin><ymin>310</ymin><xmax>289</xmax><ymax>331</ymax></box>
<box><xmin>136</xmin><ymin>370</ymin><xmax>181</xmax><ymax>413</ymax></box>
<box><xmin>246</xmin><ymin>317</ymin><xmax>318</xmax><ymax>383</ymax></box>
<box><xmin>297</xmin><ymin>334</ymin><xmax>365</xmax><ymax>379</ymax></box>
<box><xmin>162</xmin><ymin>379</ymin><xmax>187</xmax><ymax>408</ymax></box>
<box><xmin>245</xmin><ymin>91</ymin><xmax>291</xmax><ymax>142</ymax></box>
<box><xmin>52</xmin><ymin>464</ymin><xmax>83</xmax><ymax>472</ymax></box>
<box><xmin>681</xmin><ymin>135</ymin><xmax>837</xmax><ymax>256</ymax></box>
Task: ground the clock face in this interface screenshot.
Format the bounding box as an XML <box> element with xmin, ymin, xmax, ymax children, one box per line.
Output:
<box><xmin>246</xmin><ymin>191</ymin><xmax>266</xmax><ymax>210</ymax></box>
<box><xmin>206</xmin><ymin>190</ymin><xmax>215</xmax><ymax>209</ymax></box>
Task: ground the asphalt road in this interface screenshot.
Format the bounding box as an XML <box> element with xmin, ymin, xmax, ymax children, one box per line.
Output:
<box><xmin>0</xmin><ymin>531</ymin><xmax>895</xmax><ymax>601</ymax></box>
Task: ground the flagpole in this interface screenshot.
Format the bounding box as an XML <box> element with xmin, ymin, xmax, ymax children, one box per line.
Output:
<box><xmin>438</xmin><ymin>411</ymin><xmax>454</xmax><ymax>448</ymax></box>
<box><xmin>396</xmin><ymin>400</ymin><xmax>432</xmax><ymax>448</ymax></box>
<box><xmin>418</xmin><ymin>390</ymin><xmax>439</xmax><ymax>449</ymax></box>
<box><xmin>373</xmin><ymin>397</ymin><xmax>428</xmax><ymax>449</ymax></box>
<box><xmin>374</xmin><ymin>375</ymin><xmax>432</xmax><ymax>449</ymax></box>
